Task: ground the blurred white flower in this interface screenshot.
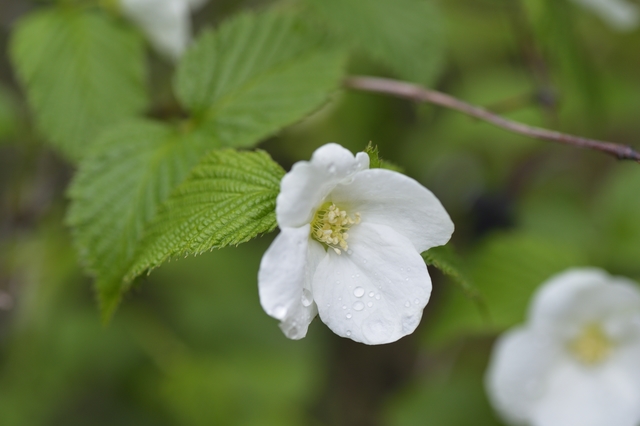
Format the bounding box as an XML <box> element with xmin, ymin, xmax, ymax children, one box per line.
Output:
<box><xmin>119</xmin><ymin>0</ymin><xmax>209</xmax><ymax>61</ymax></box>
<box><xmin>258</xmin><ymin>143</ymin><xmax>454</xmax><ymax>344</ymax></box>
<box><xmin>570</xmin><ymin>0</ymin><xmax>639</xmax><ymax>32</ymax></box>
<box><xmin>486</xmin><ymin>268</ymin><xmax>640</xmax><ymax>426</ymax></box>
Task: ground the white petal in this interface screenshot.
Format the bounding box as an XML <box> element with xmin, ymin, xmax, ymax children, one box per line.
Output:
<box><xmin>329</xmin><ymin>168</ymin><xmax>453</xmax><ymax>253</ymax></box>
<box><xmin>529</xmin><ymin>268</ymin><xmax>640</xmax><ymax>339</ymax></box>
<box><xmin>257</xmin><ymin>225</ymin><xmax>326</xmax><ymax>339</ymax></box>
<box><xmin>311</xmin><ymin>223</ymin><xmax>431</xmax><ymax>344</ymax></box>
<box><xmin>610</xmin><ymin>338</ymin><xmax>640</xmax><ymax>395</ymax></box>
<box><xmin>276</xmin><ymin>143</ymin><xmax>369</xmax><ymax>228</ymax></box>
<box><xmin>120</xmin><ymin>0</ymin><xmax>191</xmax><ymax>61</ymax></box>
<box><xmin>532</xmin><ymin>358</ymin><xmax>640</xmax><ymax>426</ymax></box>
<box><xmin>485</xmin><ymin>327</ymin><xmax>563</xmax><ymax>426</ymax></box>
<box><xmin>570</xmin><ymin>0</ymin><xmax>639</xmax><ymax>31</ymax></box>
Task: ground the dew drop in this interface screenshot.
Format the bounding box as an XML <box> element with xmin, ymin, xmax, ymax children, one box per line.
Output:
<box><xmin>407</xmin><ymin>267</ymin><xmax>411</xmax><ymax>272</ymax></box>
<box><xmin>346</xmin><ymin>330</ymin><xmax>352</xmax><ymax>337</ymax></box>
<box><xmin>404</xmin><ymin>301</ymin><xmax>411</xmax><ymax>308</ymax></box>
<box><xmin>353</xmin><ymin>301</ymin><xmax>365</xmax><ymax>311</ymax></box>
<box><xmin>414</xmin><ymin>298</ymin><xmax>420</xmax><ymax>305</ymax></box>
<box><xmin>342</xmin><ymin>305</ymin><xmax>347</xmax><ymax>310</ymax></box>
<box><xmin>368</xmin><ymin>291</ymin><xmax>375</xmax><ymax>297</ymax></box>
<box><xmin>405</xmin><ymin>278</ymin><xmax>410</xmax><ymax>282</ymax></box>
<box><xmin>367</xmin><ymin>302</ymin><xmax>373</xmax><ymax>308</ymax></box>
<box><xmin>301</xmin><ymin>288</ymin><xmax>313</xmax><ymax>307</ymax></box>
<box><xmin>347</xmin><ymin>249</ymin><xmax>353</xmax><ymax>255</ymax></box>
<box><xmin>327</xmin><ymin>163</ymin><xmax>336</xmax><ymax>173</ymax></box>
<box><xmin>400</xmin><ymin>267</ymin><xmax>405</xmax><ymax>272</ymax></box>
<box><xmin>356</xmin><ymin>273</ymin><xmax>360</xmax><ymax>278</ymax></box>
<box><xmin>346</xmin><ymin>313</ymin><xmax>352</xmax><ymax>319</ymax></box>
<box><xmin>375</xmin><ymin>294</ymin><xmax>381</xmax><ymax>300</ymax></box>
<box><xmin>353</xmin><ymin>287</ymin><xmax>365</xmax><ymax>298</ymax></box>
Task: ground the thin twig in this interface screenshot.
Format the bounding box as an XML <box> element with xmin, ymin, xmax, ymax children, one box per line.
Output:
<box><xmin>344</xmin><ymin>76</ymin><xmax>640</xmax><ymax>163</ymax></box>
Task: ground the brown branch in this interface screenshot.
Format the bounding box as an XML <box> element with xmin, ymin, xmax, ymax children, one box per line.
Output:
<box><xmin>344</xmin><ymin>76</ymin><xmax>640</xmax><ymax>163</ymax></box>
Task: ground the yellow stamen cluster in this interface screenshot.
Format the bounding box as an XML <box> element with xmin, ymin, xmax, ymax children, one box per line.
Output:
<box><xmin>569</xmin><ymin>323</ymin><xmax>612</xmax><ymax>365</ymax></box>
<box><xmin>311</xmin><ymin>203</ymin><xmax>361</xmax><ymax>255</ymax></box>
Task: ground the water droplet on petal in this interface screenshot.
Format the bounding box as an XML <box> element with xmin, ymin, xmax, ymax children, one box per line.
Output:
<box><xmin>342</xmin><ymin>305</ymin><xmax>347</xmax><ymax>310</ymax></box>
<box><xmin>347</xmin><ymin>249</ymin><xmax>353</xmax><ymax>255</ymax></box>
<box><xmin>404</xmin><ymin>301</ymin><xmax>411</xmax><ymax>308</ymax></box>
<box><xmin>301</xmin><ymin>288</ymin><xmax>313</xmax><ymax>307</ymax></box>
<box><xmin>346</xmin><ymin>330</ymin><xmax>351</xmax><ymax>336</ymax></box>
<box><xmin>328</xmin><ymin>163</ymin><xmax>336</xmax><ymax>173</ymax></box>
<box><xmin>353</xmin><ymin>287</ymin><xmax>365</xmax><ymax>298</ymax></box>
<box><xmin>407</xmin><ymin>267</ymin><xmax>411</xmax><ymax>272</ymax></box>
<box><xmin>368</xmin><ymin>291</ymin><xmax>375</xmax><ymax>297</ymax></box>
<box><xmin>405</xmin><ymin>278</ymin><xmax>410</xmax><ymax>282</ymax></box>
<box><xmin>356</xmin><ymin>273</ymin><xmax>360</xmax><ymax>278</ymax></box>
<box><xmin>375</xmin><ymin>294</ymin><xmax>381</xmax><ymax>300</ymax></box>
<box><xmin>346</xmin><ymin>313</ymin><xmax>352</xmax><ymax>319</ymax></box>
<box><xmin>414</xmin><ymin>299</ymin><xmax>420</xmax><ymax>305</ymax></box>
<box><xmin>353</xmin><ymin>301</ymin><xmax>365</xmax><ymax>311</ymax></box>
<box><xmin>367</xmin><ymin>302</ymin><xmax>373</xmax><ymax>308</ymax></box>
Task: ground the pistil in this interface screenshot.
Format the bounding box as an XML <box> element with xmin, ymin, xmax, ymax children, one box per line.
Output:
<box><xmin>569</xmin><ymin>323</ymin><xmax>612</xmax><ymax>365</ymax></box>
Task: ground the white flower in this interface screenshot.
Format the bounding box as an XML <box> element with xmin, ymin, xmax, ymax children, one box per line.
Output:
<box><xmin>570</xmin><ymin>0</ymin><xmax>639</xmax><ymax>32</ymax></box>
<box><xmin>258</xmin><ymin>143</ymin><xmax>454</xmax><ymax>345</ymax></box>
<box><xmin>486</xmin><ymin>268</ymin><xmax>640</xmax><ymax>426</ymax></box>
<box><xmin>119</xmin><ymin>0</ymin><xmax>208</xmax><ymax>61</ymax></box>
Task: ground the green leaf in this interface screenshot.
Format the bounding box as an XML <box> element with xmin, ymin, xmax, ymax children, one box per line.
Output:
<box><xmin>305</xmin><ymin>0</ymin><xmax>445</xmax><ymax>85</ymax></box>
<box><xmin>364</xmin><ymin>142</ymin><xmax>404</xmax><ymax>172</ymax></box>
<box><xmin>67</xmin><ymin>120</ymin><xmax>217</xmax><ymax>320</ymax></box>
<box><xmin>593</xmin><ymin>165</ymin><xmax>640</xmax><ymax>274</ymax></box>
<box><xmin>10</xmin><ymin>8</ymin><xmax>147</xmax><ymax>161</ymax></box>
<box><xmin>364</xmin><ymin>142</ymin><xmax>382</xmax><ymax>168</ymax></box>
<box><xmin>175</xmin><ymin>11</ymin><xmax>347</xmax><ymax>148</ymax></box>
<box><xmin>426</xmin><ymin>231</ymin><xmax>588</xmax><ymax>347</ymax></box>
<box><xmin>126</xmin><ymin>149</ymin><xmax>284</xmax><ymax>281</ymax></box>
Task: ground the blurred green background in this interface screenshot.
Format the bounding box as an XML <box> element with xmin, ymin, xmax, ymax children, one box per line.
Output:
<box><xmin>1</xmin><ymin>0</ymin><xmax>640</xmax><ymax>425</ymax></box>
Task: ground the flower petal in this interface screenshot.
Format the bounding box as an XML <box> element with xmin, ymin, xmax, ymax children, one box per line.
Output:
<box><xmin>570</xmin><ymin>0</ymin><xmax>639</xmax><ymax>32</ymax></box>
<box><xmin>485</xmin><ymin>327</ymin><xmax>563</xmax><ymax>426</ymax></box>
<box><xmin>329</xmin><ymin>168</ymin><xmax>453</xmax><ymax>253</ymax></box>
<box><xmin>312</xmin><ymin>223</ymin><xmax>431</xmax><ymax>344</ymax></box>
<box><xmin>276</xmin><ymin>143</ymin><xmax>369</xmax><ymax>228</ymax></box>
<box><xmin>257</xmin><ymin>225</ymin><xmax>326</xmax><ymax>339</ymax></box>
<box><xmin>532</xmin><ymin>357</ymin><xmax>640</xmax><ymax>426</ymax></box>
<box><xmin>529</xmin><ymin>268</ymin><xmax>640</xmax><ymax>339</ymax></box>
<box><xmin>121</xmin><ymin>0</ymin><xmax>192</xmax><ymax>61</ymax></box>
<box><xmin>610</xmin><ymin>338</ymin><xmax>640</xmax><ymax>397</ymax></box>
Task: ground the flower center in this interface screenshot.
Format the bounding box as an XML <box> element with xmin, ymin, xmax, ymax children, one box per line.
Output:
<box><xmin>311</xmin><ymin>202</ymin><xmax>361</xmax><ymax>255</ymax></box>
<box><xmin>569</xmin><ymin>323</ymin><xmax>612</xmax><ymax>365</ymax></box>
